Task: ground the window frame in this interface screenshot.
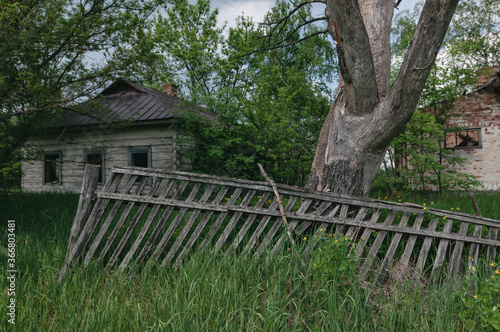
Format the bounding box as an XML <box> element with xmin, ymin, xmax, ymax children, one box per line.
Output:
<box><xmin>43</xmin><ymin>151</ymin><xmax>62</xmax><ymax>184</ymax></box>
<box><xmin>84</xmin><ymin>150</ymin><xmax>105</xmax><ymax>184</ymax></box>
<box><xmin>444</xmin><ymin>128</ymin><xmax>482</xmax><ymax>150</ymax></box>
<box><xmin>128</xmin><ymin>147</ymin><xmax>152</xmax><ymax>168</ymax></box>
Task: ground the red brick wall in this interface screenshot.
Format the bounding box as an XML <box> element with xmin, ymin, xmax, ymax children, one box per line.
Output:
<box><xmin>444</xmin><ymin>87</ymin><xmax>500</xmax><ymax>190</ymax></box>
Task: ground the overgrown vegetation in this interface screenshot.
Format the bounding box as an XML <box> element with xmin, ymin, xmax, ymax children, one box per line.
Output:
<box><xmin>1</xmin><ymin>192</ymin><xmax>499</xmax><ymax>330</ymax></box>
<box><xmin>376</xmin><ymin>110</ymin><xmax>482</xmax><ymax>194</ymax></box>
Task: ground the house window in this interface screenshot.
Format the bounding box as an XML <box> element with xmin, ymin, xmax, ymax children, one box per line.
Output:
<box><xmin>44</xmin><ymin>151</ymin><xmax>62</xmax><ymax>184</ymax></box>
<box><xmin>85</xmin><ymin>150</ymin><xmax>104</xmax><ymax>183</ymax></box>
<box><xmin>445</xmin><ymin>128</ymin><xmax>482</xmax><ymax>149</ymax></box>
<box><xmin>129</xmin><ymin>148</ymin><xmax>151</xmax><ymax>168</ymax></box>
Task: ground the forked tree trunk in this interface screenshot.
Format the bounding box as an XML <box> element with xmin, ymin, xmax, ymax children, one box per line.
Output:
<box><xmin>307</xmin><ymin>0</ymin><xmax>460</xmax><ymax>196</ymax></box>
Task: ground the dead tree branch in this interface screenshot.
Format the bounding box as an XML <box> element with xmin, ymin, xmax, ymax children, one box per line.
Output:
<box><xmin>258</xmin><ymin>163</ymin><xmax>294</xmax><ymax>244</ymax></box>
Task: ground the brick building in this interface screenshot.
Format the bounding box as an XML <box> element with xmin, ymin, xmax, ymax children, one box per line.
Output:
<box><xmin>443</xmin><ymin>67</ymin><xmax>500</xmax><ymax>190</ymax></box>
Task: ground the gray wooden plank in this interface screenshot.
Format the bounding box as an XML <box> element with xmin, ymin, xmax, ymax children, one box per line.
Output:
<box><xmin>375</xmin><ymin>212</ymin><xmax>411</xmax><ymax>284</ymax></box>
<box><xmin>430</xmin><ymin>219</ymin><xmax>454</xmax><ymax>284</ymax></box>
<box><xmin>241</xmin><ymin>197</ymin><xmax>281</xmax><ymax>255</ymax></box>
<box><xmin>254</xmin><ymin>196</ymin><xmax>299</xmax><ymax>259</ymax></box>
<box><xmin>359</xmin><ymin>211</ymin><xmax>398</xmax><ymax>280</ymax></box>
<box><xmin>468</xmin><ymin>224</ymin><xmax>483</xmax><ymax>273</ymax></box>
<box><xmin>162</xmin><ymin>184</ymin><xmax>216</xmax><ymax>265</ymax></box>
<box><xmin>135</xmin><ymin>181</ymin><xmax>189</xmax><ymax>265</ymax></box>
<box><xmin>110</xmin><ymin>167</ymin><xmax>500</xmax><ymax>228</ymax></box>
<box><xmin>59</xmin><ymin>172</ymin><xmax>124</xmax><ymax>279</ymax></box>
<box><xmin>448</xmin><ymin>221</ymin><xmax>470</xmax><ymax>280</ymax></box>
<box><xmin>487</xmin><ymin>227</ymin><xmax>498</xmax><ymax>263</ymax></box>
<box><xmin>344</xmin><ymin>207</ymin><xmax>370</xmax><ymax>242</ymax></box>
<box><xmin>413</xmin><ymin>218</ymin><xmax>439</xmax><ymax>280</ymax></box>
<box><xmin>96</xmin><ymin>176</ymin><xmax>149</xmax><ymax>266</ymax></box>
<box><xmin>335</xmin><ymin>204</ymin><xmax>350</xmax><ymax>235</ymax></box>
<box><xmin>398</xmin><ymin>214</ymin><xmax>425</xmax><ymax>274</ymax></box>
<box><xmin>174</xmin><ymin>187</ymin><xmax>229</xmax><ymax>267</ymax></box>
<box><xmin>118</xmin><ymin>178</ymin><xmax>176</xmax><ymax>271</ymax></box>
<box><xmin>106</xmin><ymin>177</ymin><xmax>163</xmax><ymax>270</ymax></box>
<box><xmin>212</xmin><ymin>190</ymin><xmax>257</xmax><ymax>253</ymax></box>
<box><xmin>151</xmin><ymin>183</ymin><xmax>202</xmax><ymax>265</ymax></box>
<box><xmin>84</xmin><ymin>174</ymin><xmax>139</xmax><ymax>266</ymax></box>
<box><xmin>354</xmin><ymin>209</ymin><xmax>382</xmax><ymax>258</ymax></box>
<box><xmin>66</xmin><ymin>164</ymin><xmax>100</xmax><ymax>260</ymax></box>
<box><xmin>197</xmin><ymin>187</ymin><xmax>243</xmax><ymax>253</ymax></box>
<box><xmin>269</xmin><ymin>199</ymin><xmax>314</xmax><ymax>256</ymax></box>
<box><xmin>225</xmin><ymin>193</ymin><xmax>271</xmax><ymax>255</ymax></box>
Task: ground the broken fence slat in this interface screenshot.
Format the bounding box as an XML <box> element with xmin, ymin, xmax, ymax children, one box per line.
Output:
<box><xmin>66</xmin><ymin>164</ymin><xmax>100</xmax><ymax>261</ymax></box>
<box><xmin>414</xmin><ymin>218</ymin><xmax>439</xmax><ymax>280</ymax></box>
<box><xmin>174</xmin><ymin>186</ymin><xmax>229</xmax><ymax>268</ymax></box>
<box><xmin>448</xmin><ymin>221</ymin><xmax>470</xmax><ymax>280</ymax></box>
<box><xmin>430</xmin><ymin>219</ymin><xmax>454</xmax><ymax>284</ymax></box>
<box><xmin>375</xmin><ymin>212</ymin><xmax>411</xmax><ymax>284</ymax></box>
<box><xmin>359</xmin><ymin>210</ymin><xmax>398</xmax><ymax>280</ymax></box>
<box><xmin>398</xmin><ymin>214</ymin><xmax>425</xmax><ymax>277</ymax></box>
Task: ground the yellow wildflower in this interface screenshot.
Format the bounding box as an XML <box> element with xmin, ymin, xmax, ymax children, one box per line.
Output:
<box><xmin>495</xmin><ymin>270</ymin><xmax>499</xmax><ymax>275</ymax></box>
<box><xmin>490</xmin><ymin>262</ymin><xmax>495</xmax><ymax>267</ymax></box>
<box><xmin>456</xmin><ymin>207</ymin><xmax>460</xmax><ymax>211</ymax></box>
<box><xmin>303</xmin><ymin>237</ymin><xmax>307</xmax><ymax>241</ymax></box>
<box><xmin>443</xmin><ymin>216</ymin><xmax>447</xmax><ymax>220</ymax></box>
<box><xmin>451</xmin><ymin>207</ymin><xmax>454</xmax><ymax>210</ymax></box>
<box><xmin>473</xmin><ymin>295</ymin><xmax>478</xmax><ymax>299</ymax></box>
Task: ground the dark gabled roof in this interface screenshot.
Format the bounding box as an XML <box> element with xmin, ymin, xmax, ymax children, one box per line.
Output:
<box><xmin>59</xmin><ymin>78</ymin><xmax>216</xmax><ymax>127</ymax></box>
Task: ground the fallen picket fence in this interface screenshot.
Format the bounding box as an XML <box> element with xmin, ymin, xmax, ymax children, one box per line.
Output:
<box><xmin>60</xmin><ymin>165</ymin><xmax>500</xmax><ymax>284</ymax></box>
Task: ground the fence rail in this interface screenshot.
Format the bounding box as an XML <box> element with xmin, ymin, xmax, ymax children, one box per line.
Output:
<box><xmin>60</xmin><ymin>165</ymin><xmax>500</xmax><ymax>284</ymax></box>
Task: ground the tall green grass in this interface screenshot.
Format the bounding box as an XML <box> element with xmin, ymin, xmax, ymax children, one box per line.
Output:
<box><xmin>0</xmin><ymin>192</ymin><xmax>499</xmax><ymax>331</ymax></box>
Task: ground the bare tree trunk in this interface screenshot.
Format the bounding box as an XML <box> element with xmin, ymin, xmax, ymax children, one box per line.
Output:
<box><xmin>307</xmin><ymin>0</ymin><xmax>460</xmax><ymax>196</ymax></box>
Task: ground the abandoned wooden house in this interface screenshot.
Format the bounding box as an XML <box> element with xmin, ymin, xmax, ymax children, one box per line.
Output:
<box><xmin>21</xmin><ymin>78</ymin><xmax>215</xmax><ymax>193</ymax></box>
<box><xmin>442</xmin><ymin>66</ymin><xmax>500</xmax><ymax>191</ymax></box>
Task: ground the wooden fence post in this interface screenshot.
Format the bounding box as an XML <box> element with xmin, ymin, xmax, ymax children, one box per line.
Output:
<box><xmin>65</xmin><ymin>164</ymin><xmax>100</xmax><ymax>261</ymax></box>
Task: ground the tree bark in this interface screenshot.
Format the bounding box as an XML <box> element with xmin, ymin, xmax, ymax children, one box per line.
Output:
<box><xmin>308</xmin><ymin>0</ymin><xmax>460</xmax><ymax>196</ymax></box>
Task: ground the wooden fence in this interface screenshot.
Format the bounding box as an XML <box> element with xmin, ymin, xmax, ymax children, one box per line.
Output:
<box><xmin>60</xmin><ymin>165</ymin><xmax>500</xmax><ymax>284</ymax></box>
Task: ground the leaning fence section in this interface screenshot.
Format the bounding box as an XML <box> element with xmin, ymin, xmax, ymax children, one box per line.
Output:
<box><xmin>61</xmin><ymin>166</ymin><xmax>500</xmax><ymax>284</ymax></box>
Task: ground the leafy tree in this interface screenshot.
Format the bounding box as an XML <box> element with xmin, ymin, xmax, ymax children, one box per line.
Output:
<box><xmin>379</xmin><ymin>0</ymin><xmax>498</xmax><ymax>195</ymax></box>
<box><xmin>167</xmin><ymin>0</ymin><xmax>335</xmax><ymax>185</ymax></box>
<box><xmin>0</xmin><ymin>0</ymin><xmax>160</xmax><ymax>192</ymax></box>
<box><xmin>382</xmin><ymin>111</ymin><xmax>481</xmax><ymax>193</ymax></box>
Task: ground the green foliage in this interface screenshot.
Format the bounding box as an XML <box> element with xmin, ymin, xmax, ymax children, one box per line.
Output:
<box><xmin>382</xmin><ymin>111</ymin><xmax>481</xmax><ymax>193</ymax></box>
<box><xmin>460</xmin><ymin>263</ymin><xmax>500</xmax><ymax>331</ymax></box>
<box><xmin>309</xmin><ymin>231</ymin><xmax>358</xmax><ymax>282</ymax></box>
<box><xmin>0</xmin><ymin>0</ymin><xmax>161</xmax><ymax>192</ymax></box>
<box><xmin>166</xmin><ymin>0</ymin><xmax>335</xmax><ymax>185</ymax></box>
<box><xmin>392</xmin><ymin>0</ymin><xmax>500</xmax><ymax>108</ymax></box>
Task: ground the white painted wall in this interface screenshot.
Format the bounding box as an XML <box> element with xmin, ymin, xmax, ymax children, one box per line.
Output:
<box><xmin>21</xmin><ymin>124</ymin><xmax>188</xmax><ymax>193</ymax></box>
